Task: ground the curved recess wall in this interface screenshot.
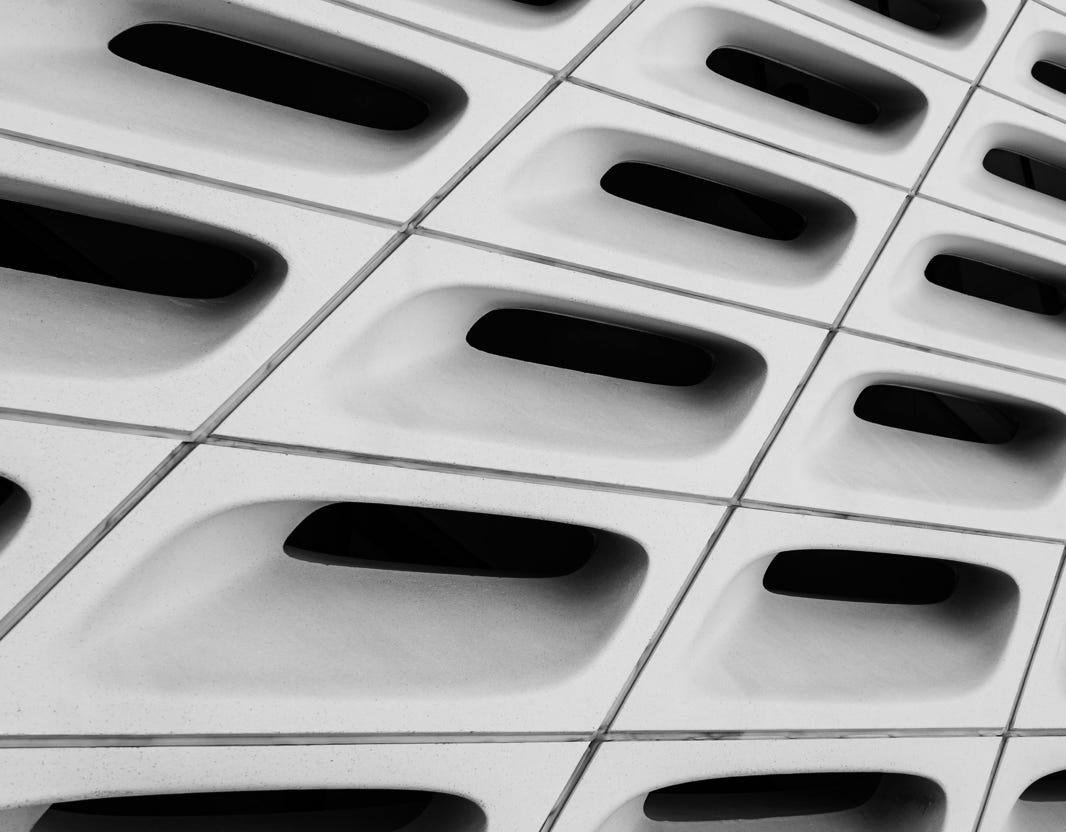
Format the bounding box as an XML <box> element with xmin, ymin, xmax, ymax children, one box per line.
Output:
<box><xmin>0</xmin><ymin>1</ymin><xmax>1064</xmax><ymax>832</ymax></box>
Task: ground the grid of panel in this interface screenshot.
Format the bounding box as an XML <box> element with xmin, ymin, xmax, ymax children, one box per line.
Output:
<box><xmin>4</xmin><ymin>1</ymin><xmax>1066</xmax><ymax>831</ymax></box>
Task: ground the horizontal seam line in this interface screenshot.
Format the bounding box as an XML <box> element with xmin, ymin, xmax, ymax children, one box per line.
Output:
<box><xmin>204</xmin><ymin>436</ymin><xmax>730</xmax><ymax>503</ymax></box>
<box><xmin>0</xmin><ymin>128</ymin><xmax>402</xmax><ymax>226</ymax></box>
<box><xmin>413</xmin><ymin>228</ymin><xmax>838</xmax><ymax>328</ymax></box>
<box><xmin>740</xmin><ymin>499</ymin><xmax>1065</xmax><ymax>543</ymax></box>
<box><xmin>565</xmin><ymin>77</ymin><xmax>911</xmax><ymax>191</ymax></box>
<box><xmin>839</xmin><ymin>327</ymin><xmax>1066</xmax><ymax>386</ymax></box>
<box><xmin>0</xmin><ymin>733</ymin><xmax>592</xmax><ymax>748</ymax></box>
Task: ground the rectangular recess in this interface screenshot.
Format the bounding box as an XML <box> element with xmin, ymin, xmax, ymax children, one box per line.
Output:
<box><xmin>427</xmin><ymin>84</ymin><xmax>903</xmax><ymax>322</ymax></box>
<box><xmin>0</xmin><ymin>137</ymin><xmax>392</xmax><ymax>428</ymax></box>
<box><xmin>0</xmin><ymin>443</ymin><xmax>723</xmax><ymax>735</ymax></box>
<box><xmin>845</xmin><ymin>199</ymin><xmax>1066</xmax><ymax>381</ymax></box>
<box><xmin>615</xmin><ymin>509</ymin><xmax>1051</xmax><ymax>732</ymax></box>
<box><xmin>218</xmin><ymin>235</ymin><xmax>824</xmax><ymax>497</ymax></box>
<box><xmin>747</xmin><ymin>333</ymin><xmax>1066</xmax><ymax>537</ymax></box>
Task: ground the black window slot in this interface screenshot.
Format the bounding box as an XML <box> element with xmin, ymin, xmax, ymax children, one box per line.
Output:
<box><xmin>845</xmin><ymin>0</ymin><xmax>944</xmax><ymax>32</ymax></box>
<box><xmin>108</xmin><ymin>23</ymin><xmax>430</xmax><ymax>131</ymax></box>
<box><xmin>1021</xmin><ymin>771</ymin><xmax>1066</xmax><ymax>802</ymax></box>
<box><xmin>465</xmin><ymin>308</ymin><xmax>714</xmax><ymax>386</ymax></box>
<box><xmin>285</xmin><ymin>503</ymin><xmax>597</xmax><ymax>578</ymax></box>
<box><xmin>925</xmin><ymin>254</ymin><xmax>1066</xmax><ymax>316</ymax></box>
<box><xmin>0</xmin><ymin>196</ymin><xmax>256</xmax><ymax>299</ymax></box>
<box><xmin>1032</xmin><ymin>60</ymin><xmax>1066</xmax><ymax>95</ymax></box>
<box><xmin>707</xmin><ymin>48</ymin><xmax>880</xmax><ymax>125</ymax></box>
<box><xmin>38</xmin><ymin>790</ymin><xmax>438</xmax><ymax>832</ymax></box>
<box><xmin>763</xmin><ymin>550</ymin><xmax>959</xmax><ymax>604</ymax></box>
<box><xmin>600</xmin><ymin>161</ymin><xmax>807</xmax><ymax>241</ymax></box>
<box><xmin>983</xmin><ymin>149</ymin><xmax>1066</xmax><ymax>203</ymax></box>
<box><xmin>0</xmin><ymin>478</ymin><xmax>14</xmax><ymax>512</ymax></box>
<box><xmin>853</xmin><ymin>384</ymin><xmax>1021</xmax><ymax>444</ymax></box>
<box><xmin>644</xmin><ymin>773</ymin><xmax>884</xmax><ymax>822</ymax></box>
<box><xmin>0</xmin><ymin>476</ymin><xmax>28</xmax><ymax>554</ymax></box>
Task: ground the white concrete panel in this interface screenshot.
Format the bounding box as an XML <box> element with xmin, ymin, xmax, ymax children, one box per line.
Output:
<box><xmin>0</xmin><ymin>0</ymin><xmax>547</xmax><ymax>219</ymax></box>
<box><xmin>617</xmin><ymin>508</ymin><xmax>1058</xmax><ymax>731</ymax></box>
<box><xmin>221</xmin><ymin>236</ymin><xmax>823</xmax><ymax>496</ymax></box>
<box><xmin>0</xmin><ymin>443</ymin><xmax>722</xmax><ymax>734</ymax></box>
<box><xmin>0</xmin><ymin>138</ymin><xmax>393</xmax><ymax>429</ymax></box>
<box><xmin>426</xmin><ymin>84</ymin><xmax>904</xmax><ymax>322</ymax></box>
<box><xmin>845</xmin><ymin>198</ymin><xmax>1066</xmax><ymax>380</ymax></box>
<box><xmin>748</xmin><ymin>333</ymin><xmax>1066</xmax><ymax>537</ymax></box>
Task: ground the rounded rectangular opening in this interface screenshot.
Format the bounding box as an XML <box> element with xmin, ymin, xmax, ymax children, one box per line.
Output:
<box><xmin>1032</xmin><ymin>60</ymin><xmax>1066</xmax><ymax>96</ymax></box>
<box><xmin>823</xmin><ymin>375</ymin><xmax>1066</xmax><ymax>512</ymax></box>
<box><xmin>1021</xmin><ymin>771</ymin><xmax>1066</xmax><ymax>802</ymax></box>
<box><xmin>706</xmin><ymin>48</ymin><xmax>880</xmax><ymax>125</ymax></box>
<box><xmin>108</xmin><ymin>23</ymin><xmax>430</xmax><ymax>131</ymax></box>
<box><xmin>82</xmin><ymin>499</ymin><xmax>647</xmax><ymax>696</ymax></box>
<box><xmin>0</xmin><ymin>476</ymin><xmax>29</xmax><ymax>555</ymax></box>
<box><xmin>600</xmin><ymin>161</ymin><xmax>807</xmax><ymax>241</ymax></box>
<box><xmin>620</xmin><ymin>773</ymin><xmax>944</xmax><ymax>832</ymax></box>
<box><xmin>0</xmin><ymin>186</ymin><xmax>284</xmax><ymax>379</ymax></box>
<box><xmin>284</xmin><ymin>502</ymin><xmax>597</xmax><ymax>577</ymax></box>
<box><xmin>983</xmin><ymin>148</ymin><xmax>1066</xmax><ymax>203</ymax></box>
<box><xmin>1008</xmin><ymin>771</ymin><xmax>1066</xmax><ymax>832</ymax></box>
<box><xmin>0</xmin><ymin>195</ymin><xmax>257</xmax><ymax>300</ymax></box>
<box><xmin>763</xmin><ymin>550</ymin><xmax>959</xmax><ymax>604</ymax></box>
<box><xmin>644</xmin><ymin>773</ymin><xmax>884</xmax><ymax>821</ymax></box>
<box><xmin>845</xmin><ymin>0</ymin><xmax>984</xmax><ymax>34</ymax></box>
<box><xmin>502</xmin><ymin>124</ymin><xmax>859</xmax><ymax>296</ymax></box>
<box><xmin>465</xmin><ymin>308</ymin><xmax>715</xmax><ymax>386</ymax></box>
<box><xmin>33</xmin><ymin>790</ymin><xmax>483</xmax><ymax>832</ymax></box>
<box><xmin>853</xmin><ymin>384</ymin><xmax>1021</xmax><ymax>444</ymax></box>
<box><xmin>698</xmin><ymin>545</ymin><xmax>1018</xmax><ymax>702</ymax></box>
<box><xmin>338</xmin><ymin>286</ymin><xmax>769</xmax><ymax>461</ymax></box>
<box><xmin>924</xmin><ymin>253</ymin><xmax>1066</xmax><ymax>316</ymax></box>
<box><xmin>2</xmin><ymin>1</ymin><xmax>475</xmax><ymax>202</ymax></box>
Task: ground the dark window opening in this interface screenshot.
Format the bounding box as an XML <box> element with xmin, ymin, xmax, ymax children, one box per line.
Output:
<box><xmin>984</xmin><ymin>149</ymin><xmax>1066</xmax><ymax>203</ymax></box>
<box><xmin>39</xmin><ymin>790</ymin><xmax>436</xmax><ymax>832</ymax></box>
<box><xmin>0</xmin><ymin>478</ymin><xmax>14</xmax><ymax>512</ymax></box>
<box><xmin>0</xmin><ymin>476</ymin><xmax>29</xmax><ymax>554</ymax></box>
<box><xmin>285</xmin><ymin>503</ymin><xmax>597</xmax><ymax>578</ymax></box>
<box><xmin>1033</xmin><ymin>61</ymin><xmax>1066</xmax><ymax>96</ymax></box>
<box><xmin>108</xmin><ymin>23</ymin><xmax>430</xmax><ymax>131</ymax></box>
<box><xmin>707</xmin><ymin>48</ymin><xmax>880</xmax><ymax>125</ymax></box>
<box><xmin>644</xmin><ymin>773</ymin><xmax>884</xmax><ymax>822</ymax></box>
<box><xmin>925</xmin><ymin>254</ymin><xmax>1066</xmax><ymax>316</ymax></box>
<box><xmin>853</xmin><ymin>384</ymin><xmax>1021</xmax><ymax>444</ymax></box>
<box><xmin>845</xmin><ymin>0</ymin><xmax>943</xmax><ymax>32</ymax></box>
<box><xmin>1021</xmin><ymin>771</ymin><xmax>1066</xmax><ymax>802</ymax></box>
<box><xmin>600</xmin><ymin>162</ymin><xmax>807</xmax><ymax>241</ymax></box>
<box><xmin>466</xmin><ymin>308</ymin><xmax>714</xmax><ymax>386</ymax></box>
<box><xmin>0</xmin><ymin>196</ymin><xmax>256</xmax><ymax>299</ymax></box>
<box><xmin>763</xmin><ymin>550</ymin><xmax>959</xmax><ymax>604</ymax></box>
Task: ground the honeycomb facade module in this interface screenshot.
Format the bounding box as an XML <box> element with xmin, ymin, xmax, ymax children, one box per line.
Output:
<box><xmin>3</xmin><ymin>0</ymin><xmax>1066</xmax><ymax>831</ymax></box>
